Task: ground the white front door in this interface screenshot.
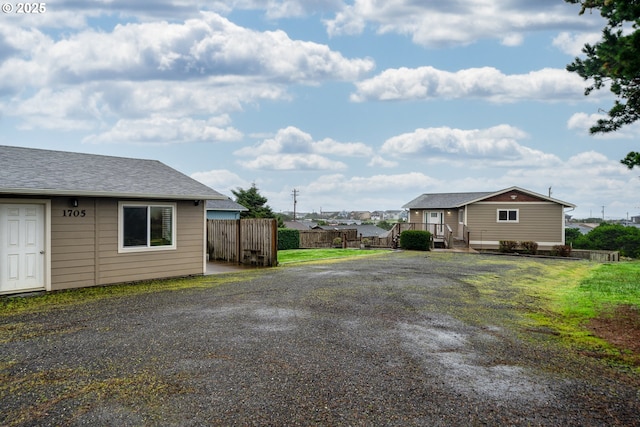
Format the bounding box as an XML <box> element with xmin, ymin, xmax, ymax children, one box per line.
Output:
<box><xmin>425</xmin><ymin>211</ymin><xmax>444</xmax><ymax>236</ymax></box>
<box><xmin>0</xmin><ymin>204</ymin><xmax>45</xmax><ymax>293</ymax></box>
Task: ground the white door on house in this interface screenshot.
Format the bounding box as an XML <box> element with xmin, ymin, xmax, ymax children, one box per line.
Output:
<box><xmin>0</xmin><ymin>204</ymin><xmax>45</xmax><ymax>293</ymax></box>
<box><xmin>425</xmin><ymin>211</ymin><xmax>444</xmax><ymax>236</ymax></box>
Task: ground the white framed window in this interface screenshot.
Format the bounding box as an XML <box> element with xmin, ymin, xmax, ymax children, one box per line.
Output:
<box><xmin>497</xmin><ymin>209</ymin><xmax>519</xmax><ymax>223</ymax></box>
<box><xmin>118</xmin><ymin>202</ymin><xmax>176</xmax><ymax>252</ymax></box>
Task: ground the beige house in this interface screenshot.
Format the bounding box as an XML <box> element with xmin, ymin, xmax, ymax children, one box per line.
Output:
<box><xmin>0</xmin><ymin>145</ymin><xmax>226</xmax><ymax>295</ymax></box>
<box><xmin>402</xmin><ymin>187</ymin><xmax>575</xmax><ymax>251</ymax></box>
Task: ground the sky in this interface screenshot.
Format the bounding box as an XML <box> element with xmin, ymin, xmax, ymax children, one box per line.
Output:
<box><xmin>2</xmin><ymin>1</ymin><xmax>639</xmax><ymax>220</ymax></box>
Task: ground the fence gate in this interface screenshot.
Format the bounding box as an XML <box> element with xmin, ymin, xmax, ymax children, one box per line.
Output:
<box><xmin>207</xmin><ymin>219</ymin><xmax>277</xmax><ymax>267</ymax></box>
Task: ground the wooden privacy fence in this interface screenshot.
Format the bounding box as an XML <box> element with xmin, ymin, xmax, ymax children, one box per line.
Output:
<box><xmin>207</xmin><ymin>219</ymin><xmax>277</xmax><ymax>267</ymax></box>
<box><xmin>298</xmin><ymin>229</ymin><xmax>393</xmax><ymax>248</ymax></box>
<box><xmin>299</xmin><ymin>229</ymin><xmax>357</xmax><ymax>248</ymax></box>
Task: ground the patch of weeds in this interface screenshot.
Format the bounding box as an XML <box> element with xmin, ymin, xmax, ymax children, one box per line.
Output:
<box><xmin>0</xmin><ymin>365</ymin><xmax>192</xmax><ymax>426</ymax></box>
<box><xmin>0</xmin><ymin>321</ymin><xmax>86</xmax><ymax>344</ymax></box>
<box><xmin>0</xmin><ymin>272</ymin><xmax>259</xmax><ymax>317</ymax></box>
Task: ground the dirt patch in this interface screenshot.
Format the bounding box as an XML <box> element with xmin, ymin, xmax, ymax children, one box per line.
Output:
<box><xmin>588</xmin><ymin>305</ymin><xmax>640</xmax><ymax>354</ymax></box>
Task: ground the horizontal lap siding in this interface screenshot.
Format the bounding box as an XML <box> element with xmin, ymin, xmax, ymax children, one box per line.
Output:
<box><xmin>467</xmin><ymin>203</ymin><xmax>563</xmax><ymax>249</ymax></box>
<box><xmin>96</xmin><ymin>200</ymin><xmax>205</xmax><ymax>285</ymax></box>
<box><xmin>50</xmin><ymin>198</ymin><xmax>205</xmax><ymax>290</ymax></box>
<box><xmin>50</xmin><ymin>197</ymin><xmax>97</xmax><ymax>290</ymax></box>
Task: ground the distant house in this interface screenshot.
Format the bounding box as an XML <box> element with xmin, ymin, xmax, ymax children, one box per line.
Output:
<box><xmin>0</xmin><ymin>145</ymin><xmax>225</xmax><ymax>295</ymax></box>
<box><xmin>384</xmin><ymin>210</ymin><xmax>406</xmax><ymax>221</ymax></box>
<box><xmin>350</xmin><ymin>211</ymin><xmax>371</xmax><ymax>221</ymax></box>
<box><xmin>206</xmin><ymin>198</ymin><xmax>247</xmax><ymax>220</ymax></box>
<box><xmin>402</xmin><ymin>187</ymin><xmax>575</xmax><ymax>251</ymax></box>
<box><xmin>284</xmin><ymin>221</ymin><xmax>313</xmax><ymax>230</ymax></box>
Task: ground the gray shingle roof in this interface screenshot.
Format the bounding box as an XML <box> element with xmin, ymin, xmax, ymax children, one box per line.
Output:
<box><xmin>205</xmin><ymin>198</ymin><xmax>248</xmax><ymax>211</ymax></box>
<box><xmin>0</xmin><ymin>145</ymin><xmax>226</xmax><ymax>200</ymax></box>
<box><xmin>403</xmin><ymin>187</ymin><xmax>575</xmax><ymax>209</ymax></box>
<box><xmin>402</xmin><ymin>192</ymin><xmax>495</xmax><ymax>209</ymax></box>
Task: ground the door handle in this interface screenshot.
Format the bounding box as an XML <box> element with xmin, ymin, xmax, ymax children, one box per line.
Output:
<box><xmin>40</xmin><ymin>250</ymin><xmax>45</xmax><ymax>254</ymax></box>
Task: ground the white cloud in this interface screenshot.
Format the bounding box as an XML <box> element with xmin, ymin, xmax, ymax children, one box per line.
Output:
<box><xmin>235</xmin><ymin>126</ymin><xmax>372</xmax><ymax>170</ymax></box>
<box><xmin>1</xmin><ymin>80</ymin><xmax>288</xmax><ymax>132</ymax></box>
<box><xmin>325</xmin><ymin>0</ymin><xmax>600</xmax><ymax>48</ymax></box>
<box><xmin>235</xmin><ymin>126</ymin><xmax>314</xmax><ymax>156</ymax></box>
<box><xmin>500</xmin><ymin>33</ymin><xmax>523</xmax><ymax>47</ymax></box>
<box><xmin>310</xmin><ymin>172</ymin><xmax>441</xmax><ymax>193</ymax></box>
<box><xmin>567</xmin><ymin>112</ymin><xmax>640</xmax><ymax>139</ymax></box>
<box><xmin>0</xmin><ymin>12</ymin><xmax>373</xmax><ymax>134</ymax></box>
<box><xmin>191</xmin><ymin>169</ymin><xmax>251</xmax><ymax>195</ymax></box>
<box><xmin>313</xmin><ymin>138</ymin><xmax>373</xmax><ymax>157</ymax></box>
<box><xmin>0</xmin><ymin>12</ymin><xmax>373</xmax><ymax>90</ymax></box>
<box><xmin>83</xmin><ymin>116</ymin><xmax>243</xmax><ymax>144</ymax></box>
<box><xmin>368</xmin><ymin>155</ymin><xmax>398</xmax><ymax>168</ymax></box>
<box><xmin>381</xmin><ymin>124</ymin><xmax>561</xmax><ymax>168</ymax></box>
<box><xmin>246</xmin><ymin>0</ymin><xmax>343</xmax><ymax>19</ymax></box>
<box><xmin>552</xmin><ymin>31</ymin><xmax>602</xmax><ymax>56</ymax></box>
<box><xmin>242</xmin><ymin>154</ymin><xmax>347</xmax><ymax>171</ymax></box>
<box><xmin>352</xmin><ymin>66</ymin><xmax>591</xmax><ymax>103</ymax></box>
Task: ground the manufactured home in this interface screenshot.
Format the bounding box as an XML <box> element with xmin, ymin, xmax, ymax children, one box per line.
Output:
<box><xmin>0</xmin><ymin>145</ymin><xmax>226</xmax><ymax>295</ymax></box>
<box><xmin>402</xmin><ymin>187</ymin><xmax>575</xmax><ymax>251</ymax></box>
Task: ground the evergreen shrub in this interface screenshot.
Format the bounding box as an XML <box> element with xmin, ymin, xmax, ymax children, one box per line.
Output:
<box><xmin>400</xmin><ymin>230</ymin><xmax>431</xmax><ymax>251</ymax></box>
<box><xmin>278</xmin><ymin>228</ymin><xmax>299</xmax><ymax>250</ymax></box>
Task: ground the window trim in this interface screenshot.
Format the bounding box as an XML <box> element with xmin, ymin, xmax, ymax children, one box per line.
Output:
<box><xmin>118</xmin><ymin>202</ymin><xmax>177</xmax><ymax>253</ymax></box>
<box><xmin>497</xmin><ymin>208</ymin><xmax>519</xmax><ymax>223</ymax></box>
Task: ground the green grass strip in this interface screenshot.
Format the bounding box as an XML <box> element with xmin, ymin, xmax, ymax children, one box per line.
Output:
<box><xmin>277</xmin><ymin>248</ymin><xmax>390</xmax><ymax>264</ymax></box>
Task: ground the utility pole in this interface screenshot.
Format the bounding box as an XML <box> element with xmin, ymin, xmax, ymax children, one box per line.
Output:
<box><xmin>292</xmin><ymin>189</ymin><xmax>299</xmax><ymax>221</ymax></box>
<box><xmin>602</xmin><ymin>205</ymin><xmax>605</xmax><ymax>221</ymax></box>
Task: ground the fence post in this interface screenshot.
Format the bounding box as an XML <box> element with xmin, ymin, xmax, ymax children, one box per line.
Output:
<box><xmin>271</xmin><ymin>218</ymin><xmax>278</xmax><ymax>266</ymax></box>
<box><xmin>236</xmin><ymin>219</ymin><xmax>241</xmax><ymax>264</ymax></box>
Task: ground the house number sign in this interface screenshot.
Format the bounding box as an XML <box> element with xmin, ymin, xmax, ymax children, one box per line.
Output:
<box><xmin>63</xmin><ymin>209</ymin><xmax>86</xmax><ymax>217</ymax></box>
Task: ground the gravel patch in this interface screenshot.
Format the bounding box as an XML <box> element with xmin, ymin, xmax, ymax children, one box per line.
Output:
<box><xmin>1</xmin><ymin>251</ymin><xmax>639</xmax><ymax>426</ymax></box>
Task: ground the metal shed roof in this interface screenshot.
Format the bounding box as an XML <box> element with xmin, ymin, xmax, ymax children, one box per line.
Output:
<box><xmin>205</xmin><ymin>198</ymin><xmax>248</xmax><ymax>211</ymax></box>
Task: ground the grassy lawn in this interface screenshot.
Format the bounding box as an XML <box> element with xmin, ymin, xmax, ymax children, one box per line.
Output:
<box><xmin>463</xmin><ymin>255</ymin><xmax>640</xmax><ymax>365</ymax></box>
<box><xmin>277</xmin><ymin>248</ymin><xmax>390</xmax><ymax>264</ymax></box>
<box><xmin>560</xmin><ymin>261</ymin><xmax>640</xmax><ymax>317</ymax></box>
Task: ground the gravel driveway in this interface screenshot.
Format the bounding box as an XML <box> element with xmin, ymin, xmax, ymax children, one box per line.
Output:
<box><xmin>1</xmin><ymin>251</ymin><xmax>639</xmax><ymax>426</ymax></box>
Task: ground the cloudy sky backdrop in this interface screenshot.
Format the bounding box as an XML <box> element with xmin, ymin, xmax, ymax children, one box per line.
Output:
<box><xmin>2</xmin><ymin>1</ymin><xmax>639</xmax><ymax>219</ymax></box>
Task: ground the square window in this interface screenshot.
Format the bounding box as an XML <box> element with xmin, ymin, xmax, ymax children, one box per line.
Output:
<box><xmin>497</xmin><ymin>209</ymin><xmax>518</xmax><ymax>223</ymax></box>
<box><xmin>120</xmin><ymin>203</ymin><xmax>176</xmax><ymax>252</ymax></box>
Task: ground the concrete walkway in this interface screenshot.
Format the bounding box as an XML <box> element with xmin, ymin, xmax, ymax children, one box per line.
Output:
<box><xmin>205</xmin><ymin>261</ymin><xmax>260</xmax><ymax>275</ymax></box>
